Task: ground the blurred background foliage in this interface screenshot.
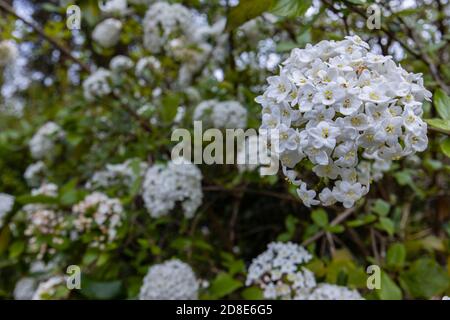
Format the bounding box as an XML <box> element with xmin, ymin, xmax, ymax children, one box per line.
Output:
<box><xmin>0</xmin><ymin>0</ymin><xmax>449</xmax><ymax>300</ymax></box>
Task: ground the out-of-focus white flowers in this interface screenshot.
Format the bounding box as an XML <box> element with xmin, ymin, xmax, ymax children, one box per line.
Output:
<box><xmin>83</xmin><ymin>68</ymin><xmax>112</xmax><ymax>101</ymax></box>
<box><xmin>135</xmin><ymin>56</ymin><xmax>161</xmax><ymax>83</ymax></box>
<box><xmin>99</xmin><ymin>0</ymin><xmax>128</xmax><ymax>15</ymax></box>
<box><xmin>194</xmin><ymin>100</ymin><xmax>248</xmax><ymax>129</ymax></box>
<box><xmin>246</xmin><ymin>241</ymin><xmax>364</xmax><ymax>300</ymax></box>
<box><xmin>0</xmin><ymin>193</ymin><xmax>14</xmax><ymax>227</ymax></box>
<box><xmin>72</xmin><ymin>192</ymin><xmax>124</xmax><ymax>249</ymax></box>
<box><xmin>92</xmin><ymin>18</ymin><xmax>122</xmax><ymax>48</ymax></box>
<box><xmin>246</xmin><ymin>242</ymin><xmax>316</xmax><ymax>300</ymax></box>
<box><xmin>86</xmin><ymin>159</ymin><xmax>148</xmax><ymax>191</ymax></box>
<box><xmin>0</xmin><ymin>40</ymin><xmax>18</xmax><ymax>67</ymax></box>
<box><xmin>443</xmin><ymin>296</ymin><xmax>450</xmax><ymax>300</ymax></box>
<box><xmin>24</xmin><ymin>161</ymin><xmax>46</xmax><ymax>187</ymax></box>
<box><xmin>32</xmin><ymin>276</ymin><xmax>68</xmax><ymax>300</ymax></box>
<box><xmin>256</xmin><ymin>35</ymin><xmax>431</xmax><ymax>208</ymax></box>
<box><xmin>110</xmin><ymin>55</ymin><xmax>134</xmax><ymax>71</ymax></box>
<box><xmin>139</xmin><ymin>259</ymin><xmax>199</xmax><ymax>300</ymax></box>
<box><xmin>142</xmin><ymin>160</ymin><xmax>203</xmax><ymax>219</ymax></box>
<box><xmin>296</xmin><ymin>283</ymin><xmax>364</xmax><ymax>300</ymax></box>
<box><xmin>29</xmin><ymin>122</ymin><xmax>65</xmax><ymax>160</ymax></box>
<box><xmin>13</xmin><ymin>277</ymin><xmax>37</xmax><ymax>300</ymax></box>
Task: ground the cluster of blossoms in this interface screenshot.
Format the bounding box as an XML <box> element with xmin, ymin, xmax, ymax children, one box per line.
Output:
<box><xmin>194</xmin><ymin>100</ymin><xmax>248</xmax><ymax>129</ymax></box>
<box><xmin>246</xmin><ymin>242</ymin><xmax>317</xmax><ymax>299</ymax></box>
<box><xmin>72</xmin><ymin>192</ymin><xmax>125</xmax><ymax>249</ymax></box>
<box><xmin>82</xmin><ymin>68</ymin><xmax>112</xmax><ymax>101</ymax></box>
<box><xmin>13</xmin><ymin>277</ymin><xmax>37</xmax><ymax>300</ymax></box>
<box><xmin>257</xmin><ymin>36</ymin><xmax>431</xmax><ymax>208</ymax></box>
<box><xmin>92</xmin><ymin>18</ymin><xmax>123</xmax><ymax>48</ymax></box>
<box><xmin>246</xmin><ymin>242</ymin><xmax>363</xmax><ymax>300</ymax></box>
<box><xmin>296</xmin><ymin>283</ymin><xmax>364</xmax><ymax>300</ymax></box>
<box><xmin>32</xmin><ymin>276</ymin><xmax>69</xmax><ymax>300</ymax></box>
<box><xmin>24</xmin><ymin>161</ymin><xmax>46</xmax><ymax>187</ymax></box>
<box><xmin>29</xmin><ymin>122</ymin><xmax>66</xmax><ymax>159</ymax></box>
<box><xmin>22</xmin><ymin>183</ymin><xmax>68</xmax><ymax>257</ymax></box>
<box><xmin>0</xmin><ymin>40</ymin><xmax>18</xmax><ymax>67</ymax></box>
<box><xmin>0</xmin><ymin>193</ymin><xmax>14</xmax><ymax>228</ymax></box>
<box><xmin>142</xmin><ymin>160</ymin><xmax>203</xmax><ymax>219</ymax></box>
<box><xmin>86</xmin><ymin>159</ymin><xmax>148</xmax><ymax>192</ymax></box>
<box><xmin>139</xmin><ymin>259</ymin><xmax>199</xmax><ymax>300</ymax></box>
<box><xmin>99</xmin><ymin>0</ymin><xmax>128</xmax><ymax>15</ymax></box>
<box><xmin>110</xmin><ymin>55</ymin><xmax>134</xmax><ymax>72</ymax></box>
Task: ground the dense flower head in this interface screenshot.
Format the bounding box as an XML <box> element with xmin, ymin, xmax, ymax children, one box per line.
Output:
<box><xmin>194</xmin><ymin>100</ymin><xmax>248</xmax><ymax>129</ymax></box>
<box><xmin>246</xmin><ymin>242</ymin><xmax>316</xmax><ymax>299</ymax></box>
<box><xmin>24</xmin><ymin>161</ymin><xmax>46</xmax><ymax>187</ymax></box>
<box><xmin>0</xmin><ymin>193</ymin><xmax>14</xmax><ymax>227</ymax></box>
<box><xmin>0</xmin><ymin>40</ymin><xmax>18</xmax><ymax>67</ymax></box>
<box><xmin>110</xmin><ymin>55</ymin><xmax>134</xmax><ymax>71</ymax></box>
<box><xmin>86</xmin><ymin>159</ymin><xmax>148</xmax><ymax>192</ymax></box>
<box><xmin>256</xmin><ymin>35</ymin><xmax>431</xmax><ymax>208</ymax></box>
<box><xmin>29</xmin><ymin>122</ymin><xmax>65</xmax><ymax>159</ymax></box>
<box><xmin>32</xmin><ymin>276</ymin><xmax>69</xmax><ymax>300</ymax></box>
<box><xmin>296</xmin><ymin>283</ymin><xmax>364</xmax><ymax>300</ymax></box>
<box><xmin>92</xmin><ymin>18</ymin><xmax>123</xmax><ymax>48</ymax></box>
<box><xmin>83</xmin><ymin>68</ymin><xmax>112</xmax><ymax>101</ymax></box>
<box><xmin>139</xmin><ymin>259</ymin><xmax>199</xmax><ymax>300</ymax></box>
<box><xmin>72</xmin><ymin>192</ymin><xmax>124</xmax><ymax>249</ymax></box>
<box><xmin>13</xmin><ymin>277</ymin><xmax>37</xmax><ymax>300</ymax></box>
<box><xmin>142</xmin><ymin>160</ymin><xmax>203</xmax><ymax>219</ymax></box>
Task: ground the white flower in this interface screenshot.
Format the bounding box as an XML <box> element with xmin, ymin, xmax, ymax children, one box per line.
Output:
<box><xmin>110</xmin><ymin>55</ymin><xmax>134</xmax><ymax>71</ymax></box>
<box><xmin>246</xmin><ymin>242</ymin><xmax>316</xmax><ymax>300</ymax></box>
<box><xmin>99</xmin><ymin>0</ymin><xmax>127</xmax><ymax>15</ymax></box>
<box><xmin>24</xmin><ymin>161</ymin><xmax>46</xmax><ymax>187</ymax></box>
<box><xmin>139</xmin><ymin>259</ymin><xmax>198</xmax><ymax>300</ymax></box>
<box><xmin>135</xmin><ymin>56</ymin><xmax>161</xmax><ymax>82</ymax></box>
<box><xmin>72</xmin><ymin>192</ymin><xmax>124</xmax><ymax>249</ymax></box>
<box><xmin>0</xmin><ymin>40</ymin><xmax>18</xmax><ymax>67</ymax></box>
<box><xmin>29</xmin><ymin>122</ymin><xmax>65</xmax><ymax>159</ymax></box>
<box><xmin>257</xmin><ymin>36</ymin><xmax>430</xmax><ymax>208</ymax></box>
<box><xmin>83</xmin><ymin>68</ymin><xmax>111</xmax><ymax>101</ymax></box>
<box><xmin>142</xmin><ymin>160</ymin><xmax>203</xmax><ymax>219</ymax></box>
<box><xmin>0</xmin><ymin>193</ymin><xmax>14</xmax><ymax>227</ymax></box>
<box><xmin>194</xmin><ymin>100</ymin><xmax>247</xmax><ymax>129</ymax></box>
<box><xmin>14</xmin><ymin>278</ymin><xmax>37</xmax><ymax>300</ymax></box>
<box><xmin>32</xmin><ymin>276</ymin><xmax>67</xmax><ymax>300</ymax></box>
<box><xmin>299</xmin><ymin>283</ymin><xmax>364</xmax><ymax>300</ymax></box>
<box><xmin>92</xmin><ymin>18</ymin><xmax>122</xmax><ymax>48</ymax></box>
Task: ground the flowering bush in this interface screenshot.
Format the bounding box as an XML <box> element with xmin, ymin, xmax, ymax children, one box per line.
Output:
<box><xmin>0</xmin><ymin>0</ymin><xmax>449</xmax><ymax>301</ymax></box>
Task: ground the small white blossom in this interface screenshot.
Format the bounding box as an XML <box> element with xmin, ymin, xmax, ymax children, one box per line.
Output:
<box><xmin>0</xmin><ymin>40</ymin><xmax>18</xmax><ymax>67</ymax></box>
<box><xmin>83</xmin><ymin>68</ymin><xmax>112</xmax><ymax>101</ymax></box>
<box><xmin>29</xmin><ymin>122</ymin><xmax>65</xmax><ymax>160</ymax></box>
<box><xmin>194</xmin><ymin>100</ymin><xmax>248</xmax><ymax>129</ymax></box>
<box><xmin>110</xmin><ymin>55</ymin><xmax>134</xmax><ymax>71</ymax></box>
<box><xmin>0</xmin><ymin>193</ymin><xmax>14</xmax><ymax>227</ymax></box>
<box><xmin>139</xmin><ymin>259</ymin><xmax>199</xmax><ymax>300</ymax></box>
<box><xmin>14</xmin><ymin>278</ymin><xmax>37</xmax><ymax>300</ymax></box>
<box><xmin>92</xmin><ymin>18</ymin><xmax>122</xmax><ymax>48</ymax></box>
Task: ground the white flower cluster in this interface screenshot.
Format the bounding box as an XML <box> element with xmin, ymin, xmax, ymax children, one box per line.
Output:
<box><xmin>29</xmin><ymin>122</ymin><xmax>65</xmax><ymax>160</ymax></box>
<box><xmin>0</xmin><ymin>193</ymin><xmax>14</xmax><ymax>227</ymax></box>
<box><xmin>296</xmin><ymin>283</ymin><xmax>364</xmax><ymax>300</ymax></box>
<box><xmin>92</xmin><ymin>18</ymin><xmax>123</xmax><ymax>48</ymax></box>
<box><xmin>24</xmin><ymin>161</ymin><xmax>46</xmax><ymax>187</ymax></box>
<box><xmin>257</xmin><ymin>35</ymin><xmax>431</xmax><ymax>208</ymax></box>
<box><xmin>194</xmin><ymin>100</ymin><xmax>248</xmax><ymax>129</ymax></box>
<box><xmin>139</xmin><ymin>259</ymin><xmax>199</xmax><ymax>300</ymax></box>
<box><xmin>32</xmin><ymin>276</ymin><xmax>68</xmax><ymax>300</ymax></box>
<box><xmin>13</xmin><ymin>277</ymin><xmax>37</xmax><ymax>300</ymax></box>
<box><xmin>86</xmin><ymin>159</ymin><xmax>148</xmax><ymax>191</ymax></box>
<box><xmin>0</xmin><ymin>40</ymin><xmax>18</xmax><ymax>67</ymax></box>
<box><xmin>110</xmin><ymin>55</ymin><xmax>134</xmax><ymax>72</ymax></box>
<box><xmin>99</xmin><ymin>0</ymin><xmax>128</xmax><ymax>15</ymax></box>
<box><xmin>142</xmin><ymin>160</ymin><xmax>203</xmax><ymax>219</ymax></box>
<box><xmin>83</xmin><ymin>68</ymin><xmax>112</xmax><ymax>101</ymax></box>
<box><xmin>135</xmin><ymin>56</ymin><xmax>161</xmax><ymax>83</ymax></box>
<box><xmin>72</xmin><ymin>192</ymin><xmax>124</xmax><ymax>249</ymax></box>
<box><xmin>246</xmin><ymin>242</ymin><xmax>316</xmax><ymax>300</ymax></box>
<box><xmin>142</xmin><ymin>2</ymin><xmax>195</xmax><ymax>54</ymax></box>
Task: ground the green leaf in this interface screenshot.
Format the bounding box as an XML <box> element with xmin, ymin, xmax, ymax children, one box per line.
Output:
<box><xmin>311</xmin><ymin>208</ymin><xmax>328</xmax><ymax>227</ymax></box>
<box><xmin>434</xmin><ymin>89</ymin><xmax>450</xmax><ymax>120</ymax></box>
<box><xmin>9</xmin><ymin>241</ymin><xmax>25</xmax><ymax>259</ymax></box>
<box><xmin>441</xmin><ymin>138</ymin><xmax>450</xmax><ymax>158</ymax></box>
<box><xmin>271</xmin><ymin>0</ymin><xmax>312</xmax><ymax>17</ymax></box>
<box><xmin>425</xmin><ymin>118</ymin><xmax>450</xmax><ymax>132</ymax></box>
<box><xmin>161</xmin><ymin>93</ymin><xmax>181</xmax><ymax>123</ymax></box>
<box><xmin>226</xmin><ymin>0</ymin><xmax>275</xmax><ymax>31</ymax></box>
<box><xmin>386</xmin><ymin>243</ymin><xmax>406</xmax><ymax>269</ymax></box>
<box><xmin>209</xmin><ymin>273</ymin><xmax>243</xmax><ymax>299</ymax></box>
<box><xmin>326</xmin><ymin>225</ymin><xmax>345</xmax><ymax>233</ymax></box>
<box><xmin>241</xmin><ymin>287</ymin><xmax>264</xmax><ymax>300</ymax></box>
<box><xmin>372</xmin><ymin>199</ymin><xmax>391</xmax><ymax>216</ymax></box>
<box><xmin>399</xmin><ymin>258</ymin><xmax>450</xmax><ymax>299</ymax></box>
<box><xmin>59</xmin><ymin>179</ymin><xmax>80</xmax><ymax>206</ymax></box>
<box><xmin>376</xmin><ymin>217</ymin><xmax>395</xmax><ymax>236</ymax></box>
<box><xmin>80</xmin><ymin>278</ymin><xmax>123</xmax><ymax>300</ymax></box>
<box><xmin>346</xmin><ymin>214</ymin><xmax>377</xmax><ymax>227</ymax></box>
<box><xmin>376</xmin><ymin>271</ymin><xmax>402</xmax><ymax>300</ymax></box>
